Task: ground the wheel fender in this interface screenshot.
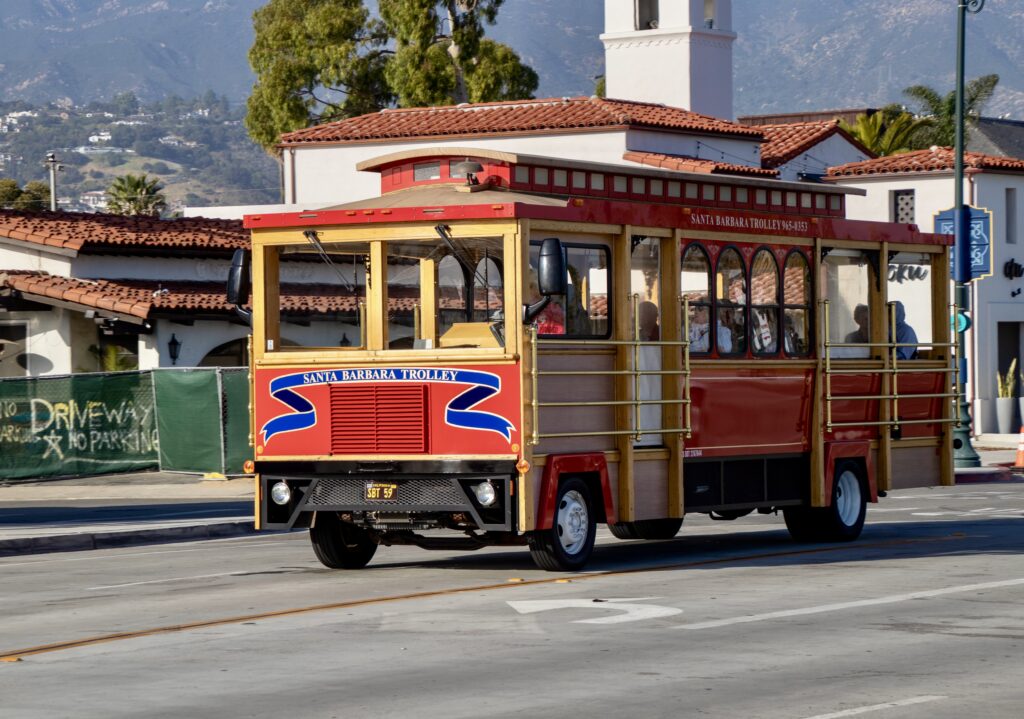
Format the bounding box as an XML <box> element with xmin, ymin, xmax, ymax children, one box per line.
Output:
<box><xmin>537</xmin><ymin>453</ymin><xmax>616</xmax><ymax>530</ymax></box>
<box><xmin>823</xmin><ymin>441</ymin><xmax>877</xmax><ymax>504</ymax></box>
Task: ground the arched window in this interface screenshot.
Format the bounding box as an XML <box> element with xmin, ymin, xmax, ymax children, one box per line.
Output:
<box><xmin>783</xmin><ymin>252</ymin><xmax>812</xmax><ymax>356</ymax></box>
<box><xmin>750</xmin><ymin>249</ymin><xmax>779</xmax><ymax>355</ymax></box>
<box><xmin>715</xmin><ymin>248</ymin><xmax>746</xmax><ymax>355</ymax></box>
<box><xmin>681</xmin><ymin>244</ymin><xmax>712</xmax><ymax>354</ymax></box>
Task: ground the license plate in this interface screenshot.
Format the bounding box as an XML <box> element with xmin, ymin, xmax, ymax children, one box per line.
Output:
<box><xmin>365</xmin><ymin>482</ymin><xmax>398</xmax><ymax>501</ymax></box>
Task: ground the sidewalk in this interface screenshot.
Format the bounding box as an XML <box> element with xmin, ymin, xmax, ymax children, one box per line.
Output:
<box><xmin>1</xmin><ymin>448</ymin><xmax>1020</xmax><ymax>558</ymax></box>
<box><xmin>0</xmin><ymin>471</ymin><xmax>259</xmax><ymax>557</ymax></box>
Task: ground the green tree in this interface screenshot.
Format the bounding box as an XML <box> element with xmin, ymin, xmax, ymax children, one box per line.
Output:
<box><xmin>107</xmin><ymin>174</ymin><xmax>167</xmax><ymax>217</ymax></box>
<box><xmin>245</xmin><ymin>0</ymin><xmax>393</xmax><ymax>150</ymax></box>
<box><xmin>903</xmin><ymin>74</ymin><xmax>999</xmax><ymax>147</ymax></box>
<box><xmin>379</xmin><ymin>0</ymin><xmax>537</xmax><ymax>107</ymax></box>
<box><xmin>244</xmin><ymin>0</ymin><xmax>538</xmax><ymax>151</ymax></box>
<box><xmin>4</xmin><ymin>181</ymin><xmax>51</xmax><ymax>211</ymax></box>
<box><xmin>112</xmin><ymin>91</ymin><xmax>141</xmax><ymax>116</ymax></box>
<box><xmin>0</xmin><ymin>178</ymin><xmax>21</xmax><ymax>208</ymax></box>
<box><xmin>838</xmin><ymin>105</ymin><xmax>933</xmax><ymax>156</ymax></box>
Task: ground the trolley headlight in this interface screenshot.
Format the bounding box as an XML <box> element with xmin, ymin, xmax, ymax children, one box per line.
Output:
<box><xmin>270</xmin><ymin>481</ymin><xmax>292</xmax><ymax>505</ymax></box>
<box><xmin>472</xmin><ymin>480</ymin><xmax>498</xmax><ymax>507</ymax></box>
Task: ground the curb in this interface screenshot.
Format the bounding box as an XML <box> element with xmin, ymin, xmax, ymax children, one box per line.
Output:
<box><xmin>0</xmin><ymin>521</ymin><xmax>260</xmax><ymax>558</ymax></box>
<box><xmin>954</xmin><ymin>467</ymin><xmax>1018</xmax><ymax>484</ymax></box>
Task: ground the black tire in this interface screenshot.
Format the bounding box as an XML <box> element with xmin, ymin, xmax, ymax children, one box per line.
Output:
<box><xmin>528</xmin><ymin>478</ymin><xmax>596</xmax><ymax>571</ymax></box>
<box><xmin>784</xmin><ymin>460</ymin><xmax>867</xmax><ymax>543</ymax></box>
<box><xmin>610</xmin><ymin>518</ymin><xmax>683</xmax><ymax>540</ymax></box>
<box><xmin>309</xmin><ymin>512</ymin><xmax>378</xmax><ymax>569</ymax></box>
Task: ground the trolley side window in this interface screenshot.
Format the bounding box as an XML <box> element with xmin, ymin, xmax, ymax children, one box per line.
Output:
<box><xmin>750</xmin><ymin>249</ymin><xmax>780</xmax><ymax>356</ymax></box>
<box><xmin>887</xmin><ymin>252</ymin><xmax>931</xmax><ymax>359</ymax></box>
<box><xmin>822</xmin><ymin>250</ymin><xmax>872</xmax><ymax>359</ymax></box>
<box><xmin>782</xmin><ymin>251</ymin><xmax>812</xmax><ymax>357</ymax></box>
<box><xmin>715</xmin><ymin>247</ymin><xmax>747</xmax><ymax>356</ymax></box>
<box><xmin>529</xmin><ymin>242</ymin><xmax>610</xmax><ymax>338</ymax></box>
<box><xmin>681</xmin><ymin>244</ymin><xmax>712</xmax><ymax>355</ymax></box>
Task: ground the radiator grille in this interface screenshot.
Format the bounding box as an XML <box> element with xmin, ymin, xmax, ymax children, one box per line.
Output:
<box><xmin>308</xmin><ymin>478</ymin><xmax>467</xmax><ymax>507</ymax></box>
<box><xmin>330</xmin><ymin>384</ymin><xmax>428</xmax><ymax>454</ymax></box>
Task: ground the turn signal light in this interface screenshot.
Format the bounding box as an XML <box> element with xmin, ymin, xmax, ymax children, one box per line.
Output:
<box><xmin>516</xmin><ymin>458</ymin><xmax>531</xmax><ymax>474</ymax></box>
<box><xmin>243</xmin><ymin>460</ymin><xmax>256</xmax><ymax>474</ymax></box>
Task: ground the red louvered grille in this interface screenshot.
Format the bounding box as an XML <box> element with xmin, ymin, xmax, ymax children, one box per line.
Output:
<box><xmin>330</xmin><ymin>384</ymin><xmax>428</xmax><ymax>454</ymax></box>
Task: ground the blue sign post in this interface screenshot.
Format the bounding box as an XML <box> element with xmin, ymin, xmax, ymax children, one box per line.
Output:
<box><xmin>935</xmin><ymin>205</ymin><xmax>993</xmax><ymax>281</ymax></box>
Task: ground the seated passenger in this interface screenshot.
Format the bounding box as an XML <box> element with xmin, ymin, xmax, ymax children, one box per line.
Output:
<box><xmin>689</xmin><ymin>305</ymin><xmax>711</xmax><ymax>352</ymax></box>
<box><xmin>893</xmin><ymin>301</ymin><xmax>918</xmax><ymax>360</ymax></box>
<box><xmin>716</xmin><ymin>308</ymin><xmax>740</xmax><ymax>354</ymax></box>
<box><xmin>844</xmin><ymin>304</ymin><xmax>869</xmax><ymax>344</ymax></box>
<box><xmin>527</xmin><ymin>269</ymin><xmax>565</xmax><ymax>335</ymax></box>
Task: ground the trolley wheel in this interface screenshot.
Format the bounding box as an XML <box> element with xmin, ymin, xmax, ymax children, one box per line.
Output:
<box><xmin>528</xmin><ymin>478</ymin><xmax>596</xmax><ymax>571</ymax></box>
<box><xmin>309</xmin><ymin>512</ymin><xmax>378</xmax><ymax>569</ymax></box>
<box><xmin>783</xmin><ymin>460</ymin><xmax>867</xmax><ymax>543</ymax></box>
<box><xmin>609</xmin><ymin>518</ymin><xmax>683</xmax><ymax>540</ymax></box>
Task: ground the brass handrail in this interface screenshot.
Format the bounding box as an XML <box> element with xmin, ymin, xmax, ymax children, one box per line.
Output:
<box><xmin>822</xmin><ymin>299</ymin><xmax>959</xmax><ymax>432</ymax></box>
<box><xmin>526</xmin><ymin>296</ymin><xmax>694</xmax><ymax>445</ymax></box>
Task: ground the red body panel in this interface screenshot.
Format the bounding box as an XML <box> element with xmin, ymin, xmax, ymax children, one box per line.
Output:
<box><xmin>254</xmin><ymin>363</ymin><xmax>522</xmax><ymax>457</ymax></box>
<box><xmin>686</xmin><ymin>367</ymin><xmax>812</xmax><ymax>458</ymax></box>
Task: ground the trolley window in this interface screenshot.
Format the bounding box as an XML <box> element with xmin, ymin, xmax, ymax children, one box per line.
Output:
<box><xmin>529</xmin><ymin>242</ymin><xmax>610</xmax><ymax>338</ymax></box>
<box><xmin>887</xmin><ymin>252</ymin><xmax>931</xmax><ymax>358</ymax></box>
<box><xmin>783</xmin><ymin>251</ymin><xmax>812</xmax><ymax>357</ymax></box>
<box><xmin>822</xmin><ymin>250</ymin><xmax>871</xmax><ymax>359</ymax></box>
<box><xmin>681</xmin><ymin>244</ymin><xmax>712</xmax><ymax>355</ymax></box>
<box><xmin>750</xmin><ymin>249</ymin><xmax>779</xmax><ymax>355</ymax></box>
<box><xmin>715</xmin><ymin>247</ymin><xmax>747</xmax><ymax>355</ymax></box>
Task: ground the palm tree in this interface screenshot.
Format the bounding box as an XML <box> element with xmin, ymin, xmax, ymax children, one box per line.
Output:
<box><xmin>839</xmin><ymin>105</ymin><xmax>933</xmax><ymax>156</ymax></box>
<box><xmin>106</xmin><ymin>173</ymin><xmax>167</xmax><ymax>217</ymax></box>
<box><xmin>903</xmin><ymin>73</ymin><xmax>999</xmax><ymax>147</ymax></box>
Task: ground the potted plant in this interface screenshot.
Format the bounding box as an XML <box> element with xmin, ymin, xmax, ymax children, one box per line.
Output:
<box><xmin>996</xmin><ymin>358</ymin><xmax>1018</xmax><ymax>434</ymax></box>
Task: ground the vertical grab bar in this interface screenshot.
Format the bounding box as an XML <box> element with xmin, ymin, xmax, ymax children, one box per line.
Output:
<box><xmin>530</xmin><ymin>324</ymin><xmax>539</xmax><ymax>446</ymax></box>
<box><xmin>823</xmin><ymin>299</ymin><xmax>832</xmax><ymax>432</ymax></box>
<box><xmin>683</xmin><ymin>297</ymin><xmax>692</xmax><ymax>438</ymax></box>
<box><xmin>632</xmin><ymin>293</ymin><xmax>641</xmax><ymax>441</ymax></box>
<box><xmin>889</xmin><ymin>302</ymin><xmax>899</xmax><ymax>430</ymax></box>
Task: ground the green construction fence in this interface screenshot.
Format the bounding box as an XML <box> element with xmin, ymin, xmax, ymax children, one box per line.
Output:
<box><xmin>0</xmin><ymin>368</ymin><xmax>251</xmax><ymax>482</ymax></box>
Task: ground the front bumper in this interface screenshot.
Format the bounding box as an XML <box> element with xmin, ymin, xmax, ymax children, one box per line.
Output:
<box><xmin>259</xmin><ymin>472</ymin><xmax>514</xmax><ymax>532</ymax></box>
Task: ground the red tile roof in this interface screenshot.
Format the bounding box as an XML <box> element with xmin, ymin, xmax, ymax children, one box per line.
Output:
<box><xmin>623</xmin><ymin>151</ymin><xmax>778</xmax><ymax>178</ymax></box>
<box><xmin>0</xmin><ymin>211</ymin><xmax>247</xmax><ymax>254</ymax></box>
<box><xmin>828</xmin><ymin>146</ymin><xmax>1024</xmax><ymax>177</ymax></box>
<box><xmin>0</xmin><ymin>272</ymin><xmax>494</xmax><ymax>320</ymax></box>
<box><xmin>279</xmin><ymin>96</ymin><xmax>764</xmax><ymax>145</ymax></box>
<box><xmin>759</xmin><ymin>120</ymin><xmax>873</xmax><ymax>168</ymax></box>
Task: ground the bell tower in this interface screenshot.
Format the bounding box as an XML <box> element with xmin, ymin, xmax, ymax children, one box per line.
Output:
<box><xmin>601</xmin><ymin>0</ymin><xmax>737</xmax><ymax>119</ymax></box>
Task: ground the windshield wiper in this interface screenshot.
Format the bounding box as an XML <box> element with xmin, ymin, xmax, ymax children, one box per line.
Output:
<box><xmin>303</xmin><ymin>229</ymin><xmax>356</xmax><ymax>292</ymax></box>
<box><xmin>434</xmin><ymin>224</ymin><xmax>489</xmax><ymax>289</ymax></box>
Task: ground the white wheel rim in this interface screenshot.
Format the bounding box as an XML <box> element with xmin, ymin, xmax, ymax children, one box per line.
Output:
<box><xmin>556</xmin><ymin>490</ymin><xmax>589</xmax><ymax>555</ymax></box>
<box><xmin>835</xmin><ymin>470</ymin><xmax>862</xmax><ymax>527</ymax></box>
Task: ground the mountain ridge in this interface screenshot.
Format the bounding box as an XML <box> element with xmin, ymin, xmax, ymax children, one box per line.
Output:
<box><xmin>0</xmin><ymin>1</ymin><xmax>1021</xmax><ymax>119</ymax></box>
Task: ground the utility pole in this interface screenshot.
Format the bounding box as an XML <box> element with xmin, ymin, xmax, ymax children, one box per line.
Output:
<box><xmin>952</xmin><ymin>0</ymin><xmax>983</xmax><ymax>467</ymax></box>
<box><xmin>44</xmin><ymin>152</ymin><xmax>63</xmax><ymax>212</ymax></box>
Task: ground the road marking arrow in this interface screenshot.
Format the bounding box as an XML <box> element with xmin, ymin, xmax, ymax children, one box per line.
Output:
<box><xmin>507</xmin><ymin>597</ymin><xmax>682</xmax><ymax>625</ymax></box>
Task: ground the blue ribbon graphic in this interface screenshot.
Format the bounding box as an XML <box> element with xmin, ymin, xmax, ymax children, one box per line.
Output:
<box><xmin>261</xmin><ymin>367</ymin><xmax>515</xmax><ymax>445</ymax></box>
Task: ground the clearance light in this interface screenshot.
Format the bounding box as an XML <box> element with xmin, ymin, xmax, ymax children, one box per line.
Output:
<box><xmin>243</xmin><ymin>460</ymin><xmax>255</xmax><ymax>474</ymax></box>
<box><xmin>472</xmin><ymin>480</ymin><xmax>498</xmax><ymax>507</ymax></box>
<box><xmin>516</xmin><ymin>458</ymin><xmax>531</xmax><ymax>474</ymax></box>
<box><xmin>270</xmin><ymin>481</ymin><xmax>292</xmax><ymax>505</ymax></box>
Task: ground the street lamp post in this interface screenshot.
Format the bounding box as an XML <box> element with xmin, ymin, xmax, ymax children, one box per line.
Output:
<box><xmin>952</xmin><ymin>0</ymin><xmax>982</xmax><ymax>467</ymax></box>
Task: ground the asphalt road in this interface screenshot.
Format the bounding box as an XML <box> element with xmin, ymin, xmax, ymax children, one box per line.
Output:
<box><xmin>1</xmin><ymin>483</ymin><xmax>1022</xmax><ymax>719</ymax></box>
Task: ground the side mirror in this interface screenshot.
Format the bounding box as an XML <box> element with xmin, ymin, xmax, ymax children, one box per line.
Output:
<box><xmin>537</xmin><ymin>237</ymin><xmax>567</xmax><ymax>296</ymax></box>
<box><xmin>524</xmin><ymin>237</ymin><xmax>566</xmax><ymax>324</ymax></box>
<box><xmin>226</xmin><ymin>248</ymin><xmax>252</xmax><ymax>325</ymax></box>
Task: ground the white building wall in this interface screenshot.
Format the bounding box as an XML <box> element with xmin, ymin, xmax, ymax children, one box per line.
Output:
<box><xmin>0</xmin><ymin>242</ymin><xmax>73</xmax><ymax>275</ymax></box>
<box><xmin>1</xmin><ymin>308</ymin><xmax>71</xmax><ymax>376</ymax></box>
<box><xmin>626</xmin><ymin>128</ymin><xmax>759</xmax><ymax>166</ymax></box>
<box><xmin>601</xmin><ymin>1</ymin><xmax>735</xmax><ymax>119</ymax></box>
<box><xmin>286</xmin><ymin>131</ymin><xmax>630</xmax><ymax>205</ymax></box>
<box><xmin>775</xmin><ymin>134</ymin><xmax>871</xmax><ymax>182</ymax></box>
